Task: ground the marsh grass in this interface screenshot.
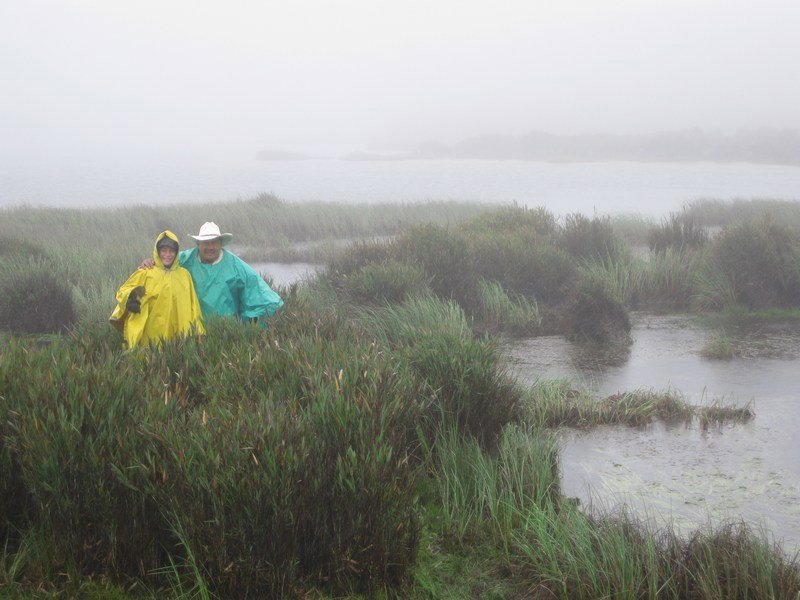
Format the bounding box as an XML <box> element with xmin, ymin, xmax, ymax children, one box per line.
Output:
<box><xmin>0</xmin><ymin>261</ymin><xmax>78</xmax><ymax>334</ymax></box>
<box><xmin>507</xmin><ymin>507</ymin><xmax>800</xmax><ymax>599</ymax></box>
<box><xmin>692</xmin><ymin>268</ymin><xmax>738</xmax><ymax>312</ymax></box>
<box><xmin>427</xmin><ymin>425</ymin><xmax>561</xmax><ymax>545</ymax></box>
<box><xmin>560</xmin><ymin>213</ymin><xmax>624</xmax><ymax>262</ymax></box>
<box><xmin>578</xmin><ymin>255</ymin><xmax>647</xmax><ymax>307</ymax></box>
<box><xmin>684</xmin><ymin>198</ymin><xmax>800</xmax><ymax>230</ymax></box>
<box><xmin>0</xmin><ymin>196</ymin><xmax>491</xmax><ymax>258</ymax></box>
<box><xmin>342</xmin><ymin>259</ymin><xmax>431</xmax><ymax>304</ymax></box>
<box><xmin>524</xmin><ymin>382</ymin><xmax>747</xmax><ymax>429</ymax></box>
<box><xmin>3</xmin><ymin>198</ymin><xmax>799</xmax><ymax>332</ymax></box>
<box><xmin>701</xmin><ymin>217</ymin><xmax>800</xmax><ymax>310</ymax></box>
<box><xmin>361</xmin><ymin>295</ymin><xmax>522</xmax><ymax>445</ymax></box>
<box><xmin>611</xmin><ymin>212</ymin><xmax>654</xmax><ymax>246</ymax></box>
<box><xmin>698</xmin><ymin>400</ymin><xmax>754</xmax><ymax>426</ymax></box>
<box><xmin>648</xmin><ymin>212</ymin><xmax>709</xmax><ymax>253</ymax></box>
<box><xmin>1</xmin><ymin>291</ymin><xmax>531</xmax><ymax>596</ymax></box>
<box><xmin>698</xmin><ymin>306</ymin><xmax>800</xmax><ymax>333</ymax></box>
<box><xmin>700</xmin><ymin>333</ymin><xmax>738</xmax><ymax>359</ymax></box>
<box><xmin>643</xmin><ymin>248</ymin><xmax>701</xmax><ymax>311</ymax></box>
<box><xmin>2</xmin><ymin>198</ymin><xmax>800</xmax><ymax>597</ymax></box>
<box><xmin>475</xmin><ymin>279</ymin><xmax>541</xmax><ymax>335</ymax></box>
<box><xmin>1</xmin><ymin>310</ymin><xmax>431</xmax><ymax>594</ymax></box>
<box><xmin>674</xmin><ymin>520</ymin><xmax>800</xmax><ymax>599</ymax></box>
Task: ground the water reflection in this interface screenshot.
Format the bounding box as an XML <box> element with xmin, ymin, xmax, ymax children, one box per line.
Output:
<box><xmin>503</xmin><ymin>313</ymin><xmax>800</xmax><ymax>553</ymax></box>
<box><xmin>568</xmin><ymin>339</ymin><xmax>632</xmax><ymax>371</ymax></box>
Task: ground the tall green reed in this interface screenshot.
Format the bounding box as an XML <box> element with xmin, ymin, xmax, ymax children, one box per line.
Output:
<box><xmin>475</xmin><ymin>279</ymin><xmax>541</xmax><ymax>335</ymax></box>
<box><xmin>432</xmin><ymin>424</ymin><xmax>561</xmax><ymax>544</ymax></box>
<box><xmin>361</xmin><ymin>295</ymin><xmax>522</xmax><ymax>446</ymax></box>
<box><xmin>0</xmin><ymin>300</ymin><xmax>441</xmax><ymax>595</ymax></box>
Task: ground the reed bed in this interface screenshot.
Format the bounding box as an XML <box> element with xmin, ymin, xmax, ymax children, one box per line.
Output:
<box><xmin>523</xmin><ymin>381</ymin><xmax>749</xmax><ymax>429</ymax></box>
<box><xmin>683</xmin><ymin>198</ymin><xmax>800</xmax><ymax>229</ymax></box>
<box><xmin>475</xmin><ymin>278</ymin><xmax>541</xmax><ymax>335</ymax></box>
<box><xmin>0</xmin><ymin>289</ymin><xmax>530</xmax><ymax>596</ymax></box>
<box><xmin>700</xmin><ymin>332</ymin><xmax>739</xmax><ymax>359</ymax></box>
<box><xmin>0</xmin><ymin>195</ymin><xmax>491</xmax><ymax>258</ymax></box>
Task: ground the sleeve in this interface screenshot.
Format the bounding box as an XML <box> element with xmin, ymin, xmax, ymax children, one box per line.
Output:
<box><xmin>109</xmin><ymin>269</ymin><xmax>148</xmax><ymax>331</ymax></box>
<box><xmin>182</xmin><ymin>269</ymin><xmax>206</xmax><ymax>335</ymax></box>
<box><xmin>237</xmin><ymin>260</ymin><xmax>284</xmax><ymax>321</ymax></box>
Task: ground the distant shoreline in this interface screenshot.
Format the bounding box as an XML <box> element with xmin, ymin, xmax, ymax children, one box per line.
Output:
<box><xmin>258</xmin><ymin>129</ymin><xmax>800</xmax><ymax>167</ymax></box>
<box><xmin>408</xmin><ymin>129</ymin><xmax>800</xmax><ymax>167</ymax></box>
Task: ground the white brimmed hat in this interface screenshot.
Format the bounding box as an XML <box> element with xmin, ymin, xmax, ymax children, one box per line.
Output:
<box><xmin>190</xmin><ymin>222</ymin><xmax>233</xmax><ymax>246</ymax></box>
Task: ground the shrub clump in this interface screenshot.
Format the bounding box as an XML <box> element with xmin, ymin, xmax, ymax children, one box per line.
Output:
<box><xmin>565</xmin><ymin>275</ymin><xmax>631</xmax><ymax>343</ymax></box>
<box><xmin>364</xmin><ymin>295</ymin><xmax>522</xmax><ymax>446</ymax></box>
<box><xmin>394</xmin><ymin>225</ymin><xmax>476</xmax><ymax>308</ymax></box>
<box><xmin>702</xmin><ymin>218</ymin><xmax>800</xmax><ymax>309</ymax></box>
<box><xmin>344</xmin><ymin>259</ymin><xmax>431</xmax><ymax>304</ymax></box>
<box><xmin>560</xmin><ymin>213</ymin><xmax>624</xmax><ymax>262</ymax></box>
<box><xmin>468</xmin><ymin>232</ymin><xmax>578</xmax><ymax>306</ymax></box>
<box><xmin>0</xmin><ymin>264</ymin><xmax>77</xmax><ymax>334</ymax></box>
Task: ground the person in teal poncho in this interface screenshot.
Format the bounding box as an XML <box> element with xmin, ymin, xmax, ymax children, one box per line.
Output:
<box><xmin>140</xmin><ymin>222</ymin><xmax>283</xmax><ymax>323</ymax></box>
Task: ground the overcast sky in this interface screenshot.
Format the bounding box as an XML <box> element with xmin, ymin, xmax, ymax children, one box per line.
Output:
<box><xmin>2</xmin><ymin>0</ymin><xmax>799</xmax><ymax>160</ymax></box>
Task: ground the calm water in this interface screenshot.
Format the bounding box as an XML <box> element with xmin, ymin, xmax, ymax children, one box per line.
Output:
<box><xmin>2</xmin><ymin>155</ymin><xmax>800</xmax><ymax>218</ymax></box>
<box><xmin>250</xmin><ymin>262</ymin><xmax>320</xmax><ymax>288</ymax></box>
<box><xmin>504</xmin><ymin>315</ymin><xmax>800</xmax><ymax>553</ymax></box>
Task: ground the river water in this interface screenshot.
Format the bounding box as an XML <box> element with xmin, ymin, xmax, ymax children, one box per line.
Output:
<box><xmin>2</xmin><ymin>155</ymin><xmax>800</xmax><ymax>219</ymax></box>
<box><xmin>504</xmin><ymin>314</ymin><xmax>800</xmax><ymax>553</ymax></box>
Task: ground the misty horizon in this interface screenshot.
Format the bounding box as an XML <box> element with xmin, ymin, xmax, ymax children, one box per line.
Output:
<box><xmin>3</xmin><ymin>0</ymin><xmax>800</xmax><ymax>165</ymax></box>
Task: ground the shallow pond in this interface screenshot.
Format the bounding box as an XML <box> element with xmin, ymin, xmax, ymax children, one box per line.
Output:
<box><xmin>503</xmin><ymin>314</ymin><xmax>800</xmax><ymax>553</ymax></box>
<box><xmin>250</xmin><ymin>262</ymin><xmax>320</xmax><ymax>288</ymax></box>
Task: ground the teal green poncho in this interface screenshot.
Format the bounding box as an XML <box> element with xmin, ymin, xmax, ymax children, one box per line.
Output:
<box><xmin>179</xmin><ymin>248</ymin><xmax>283</xmax><ymax>321</ymax></box>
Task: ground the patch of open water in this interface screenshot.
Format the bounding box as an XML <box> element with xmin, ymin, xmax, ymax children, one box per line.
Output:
<box><xmin>503</xmin><ymin>314</ymin><xmax>800</xmax><ymax>553</ymax></box>
<box><xmin>249</xmin><ymin>262</ymin><xmax>320</xmax><ymax>288</ymax></box>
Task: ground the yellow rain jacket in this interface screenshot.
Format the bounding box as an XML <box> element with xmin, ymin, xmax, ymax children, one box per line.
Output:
<box><xmin>110</xmin><ymin>231</ymin><xmax>205</xmax><ymax>347</ymax></box>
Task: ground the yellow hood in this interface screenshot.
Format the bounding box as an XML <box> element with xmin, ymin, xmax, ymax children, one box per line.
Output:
<box><xmin>153</xmin><ymin>230</ymin><xmax>181</xmax><ymax>269</ymax></box>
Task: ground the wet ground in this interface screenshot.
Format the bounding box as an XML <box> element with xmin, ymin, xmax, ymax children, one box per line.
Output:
<box><xmin>503</xmin><ymin>314</ymin><xmax>800</xmax><ymax>553</ymax></box>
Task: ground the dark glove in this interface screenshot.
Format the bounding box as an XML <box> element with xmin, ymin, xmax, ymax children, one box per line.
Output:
<box><xmin>126</xmin><ymin>293</ymin><xmax>141</xmax><ymax>314</ymax></box>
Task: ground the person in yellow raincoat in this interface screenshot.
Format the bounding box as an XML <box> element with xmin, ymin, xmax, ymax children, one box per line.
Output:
<box><xmin>110</xmin><ymin>231</ymin><xmax>205</xmax><ymax>347</ymax></box>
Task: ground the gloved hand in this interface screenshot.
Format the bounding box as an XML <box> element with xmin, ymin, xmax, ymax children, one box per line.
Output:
<box><xmin>126</xmin><ymin>293</ymin><xmax>141</xmax><ymax>314</ymax></box>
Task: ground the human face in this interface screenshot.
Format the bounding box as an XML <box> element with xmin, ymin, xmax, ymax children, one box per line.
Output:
<box><xmin>158</xmin><ymin>246</ymin><xmax>177</xmax><ymax>268</ymax></box>
<box><xmin>198</xmin><ymin>238</ymin><xmax>222</xmax><ymax>263</ymax></box>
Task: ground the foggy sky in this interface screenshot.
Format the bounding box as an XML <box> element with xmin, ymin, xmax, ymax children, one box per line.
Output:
<box><xmin>2</xmin><ymin>0</ymin><xmax>799</xmax><ymax>161</ymax></box>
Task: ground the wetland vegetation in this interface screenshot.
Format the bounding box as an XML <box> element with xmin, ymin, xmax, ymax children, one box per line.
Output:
<box><xmin>1</xmin><ymin>196</ymin><xmax>799</xmax><ymax>597</ymax></box>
